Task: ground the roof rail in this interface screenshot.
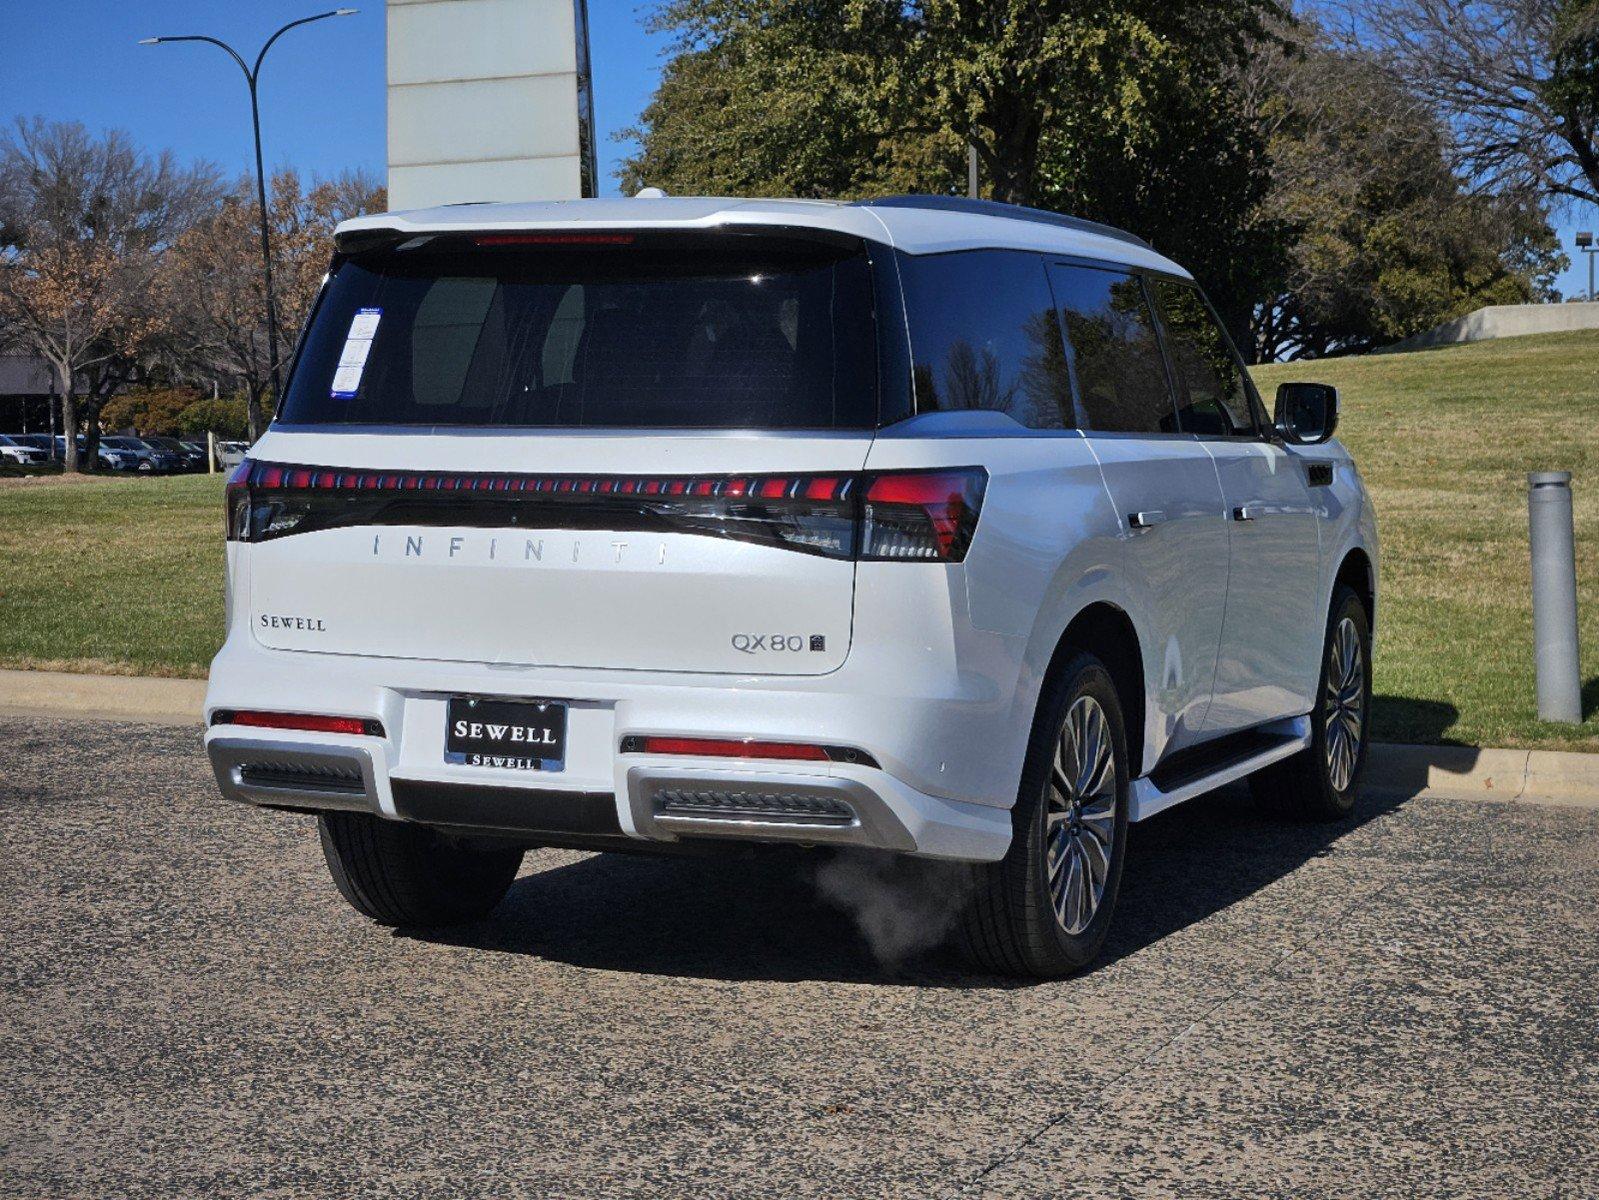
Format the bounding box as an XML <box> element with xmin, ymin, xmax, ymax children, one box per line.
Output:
<box><xmin>851</xmin><ymin>194</ymin><xmax>1151</xmax><ymax>250</ymax></box>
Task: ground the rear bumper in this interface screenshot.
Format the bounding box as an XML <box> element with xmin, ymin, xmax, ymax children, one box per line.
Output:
<box><xmin>202</xmin><ymin>596</ymin><xmax>1035</xmax><ymax>864</ymax></box>
<box><xmin>205</xmin><ymin>726</ymin><xmax>1009</xmax><ymax>861</ymax></box>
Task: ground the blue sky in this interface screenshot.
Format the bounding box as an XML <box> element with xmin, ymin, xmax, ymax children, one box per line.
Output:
<box><xmin>0</xmin><ymin>2</ymin><xmax>665</xmax><ymax>193</ymax></box>
<box><xmin>3</xmin><ymin>1</ymin><xmax>1594</xmax><ymax>298</ymax></box>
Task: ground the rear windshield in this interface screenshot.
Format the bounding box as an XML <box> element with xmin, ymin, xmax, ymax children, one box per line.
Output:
<box><xmin>278</xmin><ymin>232</ymin><xmax>879</xmax><ymax>429</ymax></box>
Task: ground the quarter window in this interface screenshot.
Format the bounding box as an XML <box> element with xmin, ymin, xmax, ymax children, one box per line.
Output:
<box><xmin>1048</xmin><ymin>264</ymin><xmax>1176</xmax><ymax>434</ymax></box>
<box><xmin>899</xmin><ymin>250</ymin><xmax>1072</xmax><ymax>429</ymax></box>
<box><xmin>1152</xmin><ymin>279</ymin><xmax>1255</xmax><ymax>436</ymax></box>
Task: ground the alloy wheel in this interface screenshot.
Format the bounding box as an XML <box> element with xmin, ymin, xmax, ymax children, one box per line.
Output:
<box><xmin>1046</xmin><ymin>695</ymin><xmax>1118</xmax><ymax>935</ymax></box>
<box><xmin>1324</xmin><ymin>616</ymin><xmax>1365</xmax><ymax>792</ymax></box>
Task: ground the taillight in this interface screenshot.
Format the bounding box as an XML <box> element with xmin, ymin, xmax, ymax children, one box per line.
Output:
<box><xmin>225</xmin><ymin>457</ymin><xmax>253</xmax><ymax>541</ymax></box>
<box><xmin>226</xmin><ymin>462</ymin><xmax>987</xmax><ymax>562</ymax></box>
<box><xmin>211</xmin><ymin>709</ymin><xmax>385</xmax><ymax>737</ymax></box>
<box><xmin>861</xmin><ymin>468</ymin><xmax>987</xmax><ymax>561</ymax></box>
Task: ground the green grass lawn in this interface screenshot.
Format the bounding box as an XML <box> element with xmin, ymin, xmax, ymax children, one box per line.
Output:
<box><xmin>1</xmin><ymin>330</ymin><xmax>1596</xmax><ymax>749</ymax></box>
<box><xmin>0</xmin><ymin>473</ymin><xmax>225</xmax><ymax>678</ymax></box>
<box><xmin>1254</xmin><ymin>330</ymin><xmax>1598</xmax><ymax>751</ymax></box>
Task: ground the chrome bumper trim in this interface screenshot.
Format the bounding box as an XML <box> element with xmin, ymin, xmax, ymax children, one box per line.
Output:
<box><xmin>207</xmin><ymin>736</ymin><xmax>381</xmax><ymax>814</ymax></box>
<box><xmin>624</xmin><ymin>765</ymin><xmax>917</xmax><ymax>851</ymax></box>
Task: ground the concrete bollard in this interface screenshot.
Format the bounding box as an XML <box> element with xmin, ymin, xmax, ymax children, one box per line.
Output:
<box><xmin>1528</xmin><ymin>471</ymin><xmax>1582</xmax><ymax>723</ymax></box>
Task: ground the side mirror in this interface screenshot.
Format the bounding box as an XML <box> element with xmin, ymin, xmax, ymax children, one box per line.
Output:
<box><xmin>1274</xmin><ymin>382</ymin><xmax>1338</xmax><ymax>445</ymax></box>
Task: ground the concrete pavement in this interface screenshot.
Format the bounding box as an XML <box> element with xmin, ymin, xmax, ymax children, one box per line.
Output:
<box><xmin>2</xmin><ymin>714</ymin><xmax>1595</xmax><ymax>1198</ymax></box>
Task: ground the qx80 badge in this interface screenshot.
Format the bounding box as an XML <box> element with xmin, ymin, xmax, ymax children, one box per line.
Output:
<box><xmin>731</xmin><ymin>633</ymin><xmax>828</xmax><ymax>655</ymax></box>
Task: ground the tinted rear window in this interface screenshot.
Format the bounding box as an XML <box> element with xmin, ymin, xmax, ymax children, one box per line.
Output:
<box><xmin>1048</xmin><ymin>264</ymin><xmax>1177</xmax><ymax>434</ymax></box>
<box><xmin>898</xmin><ymin>249</ymin><xmax>1071</xmax><ymax>429</ymax></box>
<box><xmin>279</xmin><ymin>233</ymin><xmax>878</xmax><ymax>429</ymax></box>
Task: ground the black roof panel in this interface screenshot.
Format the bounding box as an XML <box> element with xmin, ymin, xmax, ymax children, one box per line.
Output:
<box><xmin>852</xmin><ymin>194</ymin><xmax>1152</xmax><ymax>251</ymax></box>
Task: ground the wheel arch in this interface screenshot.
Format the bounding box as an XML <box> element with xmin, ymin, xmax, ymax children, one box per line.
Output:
<box><xmin>1048</xmin><ymin>601</ymin><xmax>1148</xmax><ymax>779</ymax></box>
<box><xmin>1334</xmin><ymin>546</ymin><xmax>1376</xmax><ymax>631</ymax></box>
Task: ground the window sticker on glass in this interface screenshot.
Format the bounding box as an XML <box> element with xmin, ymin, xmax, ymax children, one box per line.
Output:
<box><xmin>330</xmin><ymin>307</ymin><xmax>382</xmax><ymax>398</ymax></box>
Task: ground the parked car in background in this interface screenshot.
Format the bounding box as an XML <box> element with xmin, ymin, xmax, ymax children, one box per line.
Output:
<box><xmin>140</xmin><ymin>435</ymin><xmax>205</xmax><ymax>472</ymax></box>
<box><xmin>99</xmin><ymin>435</ymin><xmax>183</xmax><ymax>473</ymax></box>
<box><xmin>205</xmin><ymin>194</ymin><xmax>1377</xmax><ymax>979</ymax></box>
<box><xmin>0</xmin><ymin>434</ymin><xmax>51</xmax><ymax>466</ymax></box>
<box><xmin>40</xmin><ymin>435</ymin><xmax>137</xmax><ymax>471</ymax></box>
<box><xmin>215</xmin><ymin>440</ymin><xmax>250</xmax><ymax>468</ymax></box>
<box><xmin>9</xmin><ymin>433</ymin><xmax>62</xmax><ymax>462</ymax></box>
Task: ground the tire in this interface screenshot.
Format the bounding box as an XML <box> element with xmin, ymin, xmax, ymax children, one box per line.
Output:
<box><xmin>317</xmin><ymin>811</ymin><xmax>524</xmax><ymax>927</ymax></box>
<box><xmin>1249</xmin><ymin>585</ymin><xmax>1373</xmax><ymax>821</ymax></box>
<box><xmin>958</xmin><ymin>650</ymin><xmax>1131</xmax><ymax>978</ymax></box>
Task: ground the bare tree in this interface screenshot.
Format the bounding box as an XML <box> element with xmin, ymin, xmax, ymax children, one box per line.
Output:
<box><xmin>166</xmin><ymin>168</ymin><xmax>384</xmax><ymax>440</ymax></box>
<box><xmin>1332</xmin><ymin>0</ymin><xmax>1599</xmax><ymax>208</ymax></box>
<box><xmin>0</xmin><ymin>119</ymin><xmax>219</xmax><ymax>471</ymax></box>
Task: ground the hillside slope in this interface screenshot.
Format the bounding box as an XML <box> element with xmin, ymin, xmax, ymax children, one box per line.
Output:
<box><xmin>1254</xmin><ymin>330</ymin><xmax>1598</xmax><ymax>750</ymax></box>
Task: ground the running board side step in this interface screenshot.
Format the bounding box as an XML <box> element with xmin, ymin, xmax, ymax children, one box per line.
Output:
<box><xmin>1129</xmin><ymin>717</ymin><xmax>1311</xmax><ymax>822</ymax></box>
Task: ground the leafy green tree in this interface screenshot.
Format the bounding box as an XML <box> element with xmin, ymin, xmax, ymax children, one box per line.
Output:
<box><xmin>1249</xmin><ymin>33</ymin><xmax>1565</xmax><ymax>359</ymax></box>
<box><xmin>100</xmin><ymin>386</ymin><xmax>201</xmax><ymax>436</ymax></box>
<box><xmin>620</xmin><ymin>1</ymin><xmax>1290</xmax><ymax>351</ymax></box>
<box><xmin>176</xmin><ymin>396</ymin><xmax>249</xmax><ymax>440</ymax></box>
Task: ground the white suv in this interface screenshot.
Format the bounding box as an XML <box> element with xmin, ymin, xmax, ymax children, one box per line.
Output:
<box><xmin>204</xmin><ymin>195</ymin><xmax>1377</xmax><ymax>977</ymax></box>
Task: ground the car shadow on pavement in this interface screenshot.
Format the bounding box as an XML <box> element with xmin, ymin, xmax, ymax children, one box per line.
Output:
<box><xmin>399</xmin><ymin>782</ymin><xmax>1410</xmax><ymax>987</ymax></box>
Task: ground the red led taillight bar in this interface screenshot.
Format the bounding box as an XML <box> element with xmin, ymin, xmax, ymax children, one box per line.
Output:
<box><xmin>238</xmin><ymin>460</ymin><xmax>858</xmax><ymax>502</ymax></box>
<box><xmin>228</xmin><ymin>459</ymin><xmax>987</xmax><ymax>562</ymax></box>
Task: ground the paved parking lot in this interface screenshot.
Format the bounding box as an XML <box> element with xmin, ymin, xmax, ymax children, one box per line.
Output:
<box><xmin>2</xmin><ymin>713</ymin><xmax>1596</xmax><ymax>1198</ymax></box>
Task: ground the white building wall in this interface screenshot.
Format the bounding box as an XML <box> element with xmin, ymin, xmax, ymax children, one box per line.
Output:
<box><xmin>386</xmin><ymin>0</ymin><xmax>595</xmax><ymax>210</ymax></box>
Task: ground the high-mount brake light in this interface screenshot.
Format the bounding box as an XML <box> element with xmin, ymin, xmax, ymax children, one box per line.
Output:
<box><xmin>226</xmin><ymin>462</ymin><xmax>986</xmax><ymax>562</ymax></box>
<box><xmin>211</xmin><ymin>709</ymin><xmax>385</xmax><ymax>737</ymax></box>
<box><xmin>471</xmin><ymin>233</ymin><xmax>635</xmax><ymax>246</ymax></box>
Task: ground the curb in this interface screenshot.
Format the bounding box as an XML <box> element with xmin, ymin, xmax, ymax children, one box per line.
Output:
<box><xmin>1</xmin><ymin>668</ymin><xmax>1595</xmax><ymax>810</ymax></box>
<box><xmin>1365</xmin><ymin>742</ymin><xmax>1599</xmax><ymax>809</ymax></box>
<box><xmin>0</xmin><ymin>668</ymin><xmax>205</xmax><ymax>727</ymax></box>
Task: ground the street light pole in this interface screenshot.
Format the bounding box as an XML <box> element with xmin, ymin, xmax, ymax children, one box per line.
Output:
<box><xmin>141</xmin><ymin>10</ymin><xmax>357</xmax><ymax>414</ymax></box>
<box><xmin>1577</xmin><ymin>231</ymin><xmax>1597</xmax><ymax>302</ymax></box>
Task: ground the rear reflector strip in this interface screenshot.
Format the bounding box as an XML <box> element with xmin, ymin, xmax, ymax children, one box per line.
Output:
<box><xmin>619</xmin><ymin>735</ymin><xmax>878</xmax><ymax>767</ymax></box>
<box><xmin>211</xmin><ymin>710</ymin><xmax>385</xmax><ymax>738</ymax></box>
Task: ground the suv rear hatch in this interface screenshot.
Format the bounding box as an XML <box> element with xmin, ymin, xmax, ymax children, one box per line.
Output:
<box><xmin>236</xmin><ymin>228</ymin><xmax>887</xmax><ymax>676</ymax></box>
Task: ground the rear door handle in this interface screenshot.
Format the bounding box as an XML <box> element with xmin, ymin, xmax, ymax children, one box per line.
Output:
<box><xmin>1128</xmin><ymin>510</ymin><xmax>1167</xmax><ymax>530</ymax></box>
<box><xmin>1232</xmin><ymin>505</ymin><xmax>1262</xmax><ymax>522</ymax></box>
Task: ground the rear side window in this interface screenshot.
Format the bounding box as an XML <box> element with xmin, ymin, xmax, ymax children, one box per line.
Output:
<box><xmin>278</xmin><ymin>233</ymin><xmax>878</xmax><ymax>429</ymax></box>
<box><xmin>1048</xmin><ymin>264</ymin><xmax>1176</xmax><ymax>434</ymax></box>
<box><xmin>1151</xmin><ymin>279</ymin><xmax>1256</xmax><ymax>436</ymax></box>
<box><xmin>898</xmin><ymin>249</ymin><xmax>1071</xmax><ymax>429</ymax></box>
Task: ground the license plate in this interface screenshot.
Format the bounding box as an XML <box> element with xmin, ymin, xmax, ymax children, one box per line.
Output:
<box><xmin>445</xmin><ymin>696</ymin><xmax>567</xmax><ymax>772</ymax></box>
